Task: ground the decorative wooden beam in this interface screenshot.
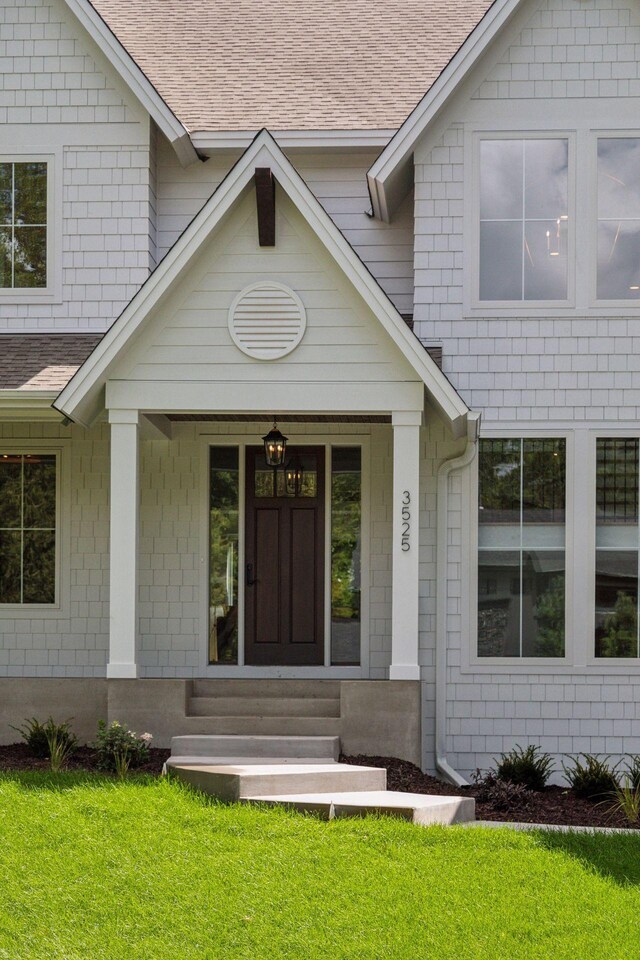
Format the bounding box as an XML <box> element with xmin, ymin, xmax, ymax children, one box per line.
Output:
<box><xmin>255</xmin><ymin>167</ymin><xmax>276</xmax><ymax>246</ymax></box>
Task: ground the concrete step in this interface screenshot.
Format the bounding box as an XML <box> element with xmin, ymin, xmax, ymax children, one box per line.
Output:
<box><xmin>166</xmin><ymin>755</ymin><xmax>333</xmax><ymax>768</ymax></box>
<box><xmin>191</xmin><ymin>679</ymin><xmax>342</xmax><ymax>699</ymax></box>
<box><xmin>170</xmin><ymin>734</ymin><xmax>340</xmax><ymax>761</ymax></box>
<box><xmin>187</xmin><ymin>696</ymin><xmax>340</xmax><ymax>718</ymax></box>
<box><xmin>168</xmin><ymin>762</ymin><xmax>386</xmax><ymax>802</ymax></box>
<box><xmin>246</xmin><ymin>791</ymin><xmax>476</xmax><ymax>825</ymax></box>
<box><xmin>170</xmin><ymin>716</ymin><xmax>341</xmax><ymax>736</ymax></box>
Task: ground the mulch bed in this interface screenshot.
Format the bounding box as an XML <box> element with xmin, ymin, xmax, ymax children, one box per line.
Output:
<box><xmin>0</xmin><ymin>743</ymin><xmax>170</xmax><ymax>775</ymax></box>
<box><xmin>1</xmin><ymin>744</ymin><xmax>635</xmax><ymax>828</ymax></box>
<box><xmin>341</xmin><ymin>754</ymin><xmax>640</xmax><ymax>830</ymax></box>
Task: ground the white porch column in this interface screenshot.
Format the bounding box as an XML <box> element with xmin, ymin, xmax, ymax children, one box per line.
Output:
<box><xmin>107</xmin><ymin>409</ymin><xmax>139</xmax><ymax>678</ymax></box>
<box><xmin>390</xmin><ymin>410</ymin><xmax>422</xmax><ymax>680</ymax></box>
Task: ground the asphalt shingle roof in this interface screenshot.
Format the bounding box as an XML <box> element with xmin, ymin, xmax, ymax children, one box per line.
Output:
<box><xmin>90</xmin><ymin>0</ymin><xmax>495</xmax><ymax>132</ymax></box>
<box><xmin>0</xmin><ymin>335</ymin><xmax>103</xmax><ymax>390</ymax></box>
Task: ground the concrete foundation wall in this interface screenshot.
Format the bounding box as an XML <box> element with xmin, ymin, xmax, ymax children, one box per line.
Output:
<box><xmin>0</xmin><ymin>678</ymin><xmax>107</xmax><ymax>744</ymax></box>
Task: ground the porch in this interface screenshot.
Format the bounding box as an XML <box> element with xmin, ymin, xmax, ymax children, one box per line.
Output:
<box><xmin>107</xmin><ymin>413</ymin><xmax>425</xmax><ymax>682</ymax></box>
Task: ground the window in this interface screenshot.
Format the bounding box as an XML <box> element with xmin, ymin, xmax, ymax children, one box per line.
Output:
<box><xmin>478</xmin><ymin>438</ymin><xmax>566</xmax><ymax>657</ymax></box>
<box><xmin>595</xmin><ymin>439</ymin><xmax>639</xmax><ymax>657</ymax></box>
<box><xmin>331</xmin><ymin>448</ymin><xmax>361</xmax><ymax>665</ymax></box>
<box><xmin>0</xmin><ymin>162</ymin><xmax>47</xmax><ymax>289</ymax></box>
<box><xmin>0</xmin><ymin>453</ymin><xmax>56</xmax><ymax>604</ymax></box>
<box><xmin>597</xmin><ymin>138</ymin><xmax>640</xmax><ymax>300</ymax></box>
<box><xmin>209</xmin><ymin>447</ymin><xmax>239</xmax><ymax>664</ymax></box>
<box><xmin>479</xmin><ymin>139</ymin><xmax>569</xmax><ymax>301</ymax></box>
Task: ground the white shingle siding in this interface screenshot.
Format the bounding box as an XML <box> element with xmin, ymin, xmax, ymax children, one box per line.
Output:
<box><xmin>0</xmin><ymin>421</ymin><xmax>109</xmax><ymax>678</ymax></box>
<box><xmin>473</xmin><ymin>0</ymin><xmax>640</xmax><ymax>101</ymax></box>
<box><xmin>0</xmin><ymin>0</ymin><xmax>133</xmax><ymax>124</ymax></box>
<box><xmin>0</xmin><ymin>0</ymin><xmax>155</xmax><ymax>332</ymax></box>
<box><xmin>414</xmin><ymin>0</ymin><xmax>640</xmax><ymax>774</ymax></box>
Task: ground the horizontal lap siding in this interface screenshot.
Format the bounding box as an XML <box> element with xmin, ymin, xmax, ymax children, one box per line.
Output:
<box><xmin>156</xmin><ymin>140</ymin><xmax>414</xmax><ymax>314</ymax></box>
<box><xmin>122</xmin><ymin>191</ymin><xmax>417</xmax><ymax>387</ymax></box>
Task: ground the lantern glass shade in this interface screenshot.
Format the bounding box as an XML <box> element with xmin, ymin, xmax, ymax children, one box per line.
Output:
<box><xmin>285</xmin><ymin>455</ymin><xmax>304</xmax><ymax>496</ymax></box>
<box><xmin>262</xmin><ymin>422</ymin><xmax>288</xmax><ymax>467</ymax></box>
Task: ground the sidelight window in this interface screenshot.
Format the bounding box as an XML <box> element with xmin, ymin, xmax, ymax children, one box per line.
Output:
<box><xmin>478</xmin><ymin>438</ymin><xmax>566</xmax><ymax>657</ymax></box>
<box><xmin>331</xmin><ymin>448</ymin><xmax>361</xmax><ymax>665</ymax></box>
<box><xmin>209</xmin><ymin>447</ymin><xmax>239</xmax><ymax>664</ymax></box>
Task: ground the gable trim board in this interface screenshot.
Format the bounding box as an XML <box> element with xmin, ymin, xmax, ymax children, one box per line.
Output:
<box><xmin>54</xmin><ymin>130</ymin><xmax>469</xmax><ymax>434</ymax></box>
<box><xmin>367</xmin><ymin>0</ymin><xmax>524</xmax><ymax>221</ymax></box>
<box><xmin>62</xmin><ymin>0</ymin><xmax>198</xmax><ymax>166</ymax></box>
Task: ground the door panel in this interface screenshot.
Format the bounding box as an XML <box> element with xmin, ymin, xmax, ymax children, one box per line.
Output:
<box><xmin>290</xmin><ymin>507</ymin><xmax>317</xmax><ymax>646</ymax></box>
<box><xmin>245</xmin><ymin>446</ymin><xmax>324</xmax><ymax>665</ymax></box>
<box><xmin>254</xmin><ymin>508</ymin><xmax>280</xmax><ymax>646</ymax></box>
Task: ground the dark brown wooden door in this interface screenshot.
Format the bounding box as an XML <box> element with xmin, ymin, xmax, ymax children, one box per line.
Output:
<box><xmin>245</xmin><ymin>446</ymin><xmax>325</xmax><ymax>665</ymax></box>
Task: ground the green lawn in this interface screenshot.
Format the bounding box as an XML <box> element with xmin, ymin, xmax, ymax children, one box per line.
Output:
<box><xmin>0</xmin><ymin>773</ymin><xmax>639</xmax><ymax>959</ymax></box>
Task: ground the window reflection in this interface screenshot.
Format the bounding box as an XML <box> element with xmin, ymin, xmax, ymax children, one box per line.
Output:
<box><xmin>597</xmin><ymin>139</ymin><xmax>640</xmax><ymax>299</ymax></box>
<box><xmin>209</xmin><ymin>447</ymin><xmax>239</xmax><ymax>664</ymax></box>
<box><xmin>595</xmin><ymin>439</ymin><xmax>640</xmax><ymax>657</ymax></box>
<box><xmin>0</xmin><ymin>453</ymin><xmax>56</xmax><ymax>605</ymax></box>
<box><xmin>478</xmin><ymin>438</ymin><xmax>566</xmax><ymax>657</ymax></box>
<box><xmin>479</xmin><ymin>139</ymin><xmax>568</xmax><ymax>301</ymax></box>
<box><xmin>331</xmin><ymin>448</ymin><xmax>361</xmax><ymax>665</ymax></box>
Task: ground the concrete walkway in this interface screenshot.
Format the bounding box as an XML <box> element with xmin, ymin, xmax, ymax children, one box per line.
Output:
<box><xmin>166</xmin><ymin>735</ymin><xmax>476</xmax><ymax>826</ymax></box>
<box><xmin>467</xmin><ymin>819</ymin><xmax>640</xmax><ymax>835</ymax></box>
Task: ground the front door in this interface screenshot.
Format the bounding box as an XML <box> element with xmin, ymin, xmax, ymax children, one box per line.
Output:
<box><xmin>244</xmin><ymin>446</ymin><xmax>325</xmax><ymax>665</ymax></box>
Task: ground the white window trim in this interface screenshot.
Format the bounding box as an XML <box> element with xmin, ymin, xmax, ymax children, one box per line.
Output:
<box><xmin>464</xmin><ymin>130</ymin><xmax>577</xmax><ymax>315</ymax></box>
<box><xmin>589</xmin><ymin>129</ymin><xmax>640</xmax><ymax>310</ymax></box>
<box><xmin>198</xmin><ymin>431</ymin><xmax>371</xmax><ymax>678</ymax></box>
<box><xmin>462</xmin><ymin>428</ymin><xmax>575</xmax><ymax>672</ymax></box>
<box><xmin>0</xmin><ymin>149</ymin><xmax>62</xmax><ymax>304</ymax></box>
<box><xmin>0</xmin><ymin>441</ymin><xmax>69</xmax><ymax>618</ymax></box>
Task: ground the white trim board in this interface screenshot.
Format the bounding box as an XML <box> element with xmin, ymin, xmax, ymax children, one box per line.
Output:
<box><xmin>192</xmin><ymin>129</ymin><xmax>397</xmax><ymax>153</ymax></box>
<box><xmin>55</xmin><ymin>129</ymin><xmax>469</xmax><ymax>435</ymax></box>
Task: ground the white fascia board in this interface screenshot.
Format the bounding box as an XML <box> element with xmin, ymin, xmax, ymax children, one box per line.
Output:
<box><xmin>0</xmin><ymin>391</ymin><xmax>62</xmax><ymax>421</ymax></box>
<box><xmin>192</xmin><ymin>129</ymin><xmax>397</xmax><ymax>153</ymax></box>
<box><xmin>367</xmin><ymin>0</ymin><xmax>523</xmax><ymax>221</ymax></box>
<box><xmin>55</xmin><ymin>129</ymin><xmax>468</xmax><ymax>430</ymax></box>
<box><xmin>62</xmin><ymin>0</ymin><xmax>198</xmax><ymax>167</ymax></box>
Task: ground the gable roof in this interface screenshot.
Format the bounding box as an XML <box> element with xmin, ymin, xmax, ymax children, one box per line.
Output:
<box><xmin>54</xmin><ymin>130</ymin><xmax>469</xmax><ymax>434</ymax></box>
<box><xmin>368</xmin><ymin>0</ymin><xmax>522</xmax><ymax>220</ymax></box>
<box><xmin>62</xmin><ymin>0</ymin><xmax>198</xmax><ymax>165</ymax></box>
<box><xmin>88</xmin><ymin>0</ymin><xmax>494</xmax><ymax>133</ymax></box>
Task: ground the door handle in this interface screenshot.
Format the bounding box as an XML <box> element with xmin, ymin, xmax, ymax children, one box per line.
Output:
<box><xmin>246</xmin><ymin>563</ymin><xmax>258</xmax><ymax>586</ymax></box>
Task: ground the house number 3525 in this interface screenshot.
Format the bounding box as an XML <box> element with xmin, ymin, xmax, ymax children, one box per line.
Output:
<box><xmin>401</xmin><ymin>491</ymin><xmax>411</xmax><ymax>552</ymax></box>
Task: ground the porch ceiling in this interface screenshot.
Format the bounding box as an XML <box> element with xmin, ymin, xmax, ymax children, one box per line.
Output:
<box><xmin>166</xmin><ymin>414</ymin><xmax>392</xmax><ymax>423</ymax></box>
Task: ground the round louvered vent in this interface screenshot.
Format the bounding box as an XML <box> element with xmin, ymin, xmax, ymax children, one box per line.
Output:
<box><xmin>228</xmin><ymin>282</ymin><xmax>307</xmax><ymax>360</ymax></box>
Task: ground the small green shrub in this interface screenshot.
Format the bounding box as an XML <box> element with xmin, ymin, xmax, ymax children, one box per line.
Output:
<box><xmin>11</xmin><ymin>716</ymin><xmax>77</xmax><ymax>760</ymax></box>
<box><xmin>563</xmin><ymin>754</ymin><xmax>619</xmax><ymax>799</ymax></box>
<box><xmin>45</xmin><ymin>721</ymin><xmax>78</xmax><ymax>772</ymax></box>
<box><xmin>606</xmin><ymin>778</ymin><xmax>640</xmax><ymax>825</ymax></box>
<box><xmin>94</xmin><ymin>720</ymin><xmax>152</xmax><ymax>775</ymax></box>
<box><xmin>472</xmin><ymin>771</ymin><xmax>534</xmax><ymax>813</ymax></box>
<box><xmin>623</xmin><ymin>755</ymin><xmax>640</xmax><ymax>792</ymax></box>
<box><xmin>492</xmin><ymin>744</ymin><xmax>554</xmax><ymax>791</ymax></box>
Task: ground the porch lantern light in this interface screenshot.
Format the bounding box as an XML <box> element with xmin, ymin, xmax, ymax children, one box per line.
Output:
<box><xmin>262</xmin><ymin>419</ymin><xmax>288</xmax><ymax>467</ymax></box>
<box><xmin>285</xmin><ymin>453</ymin><xmax>304</xmax><ymax>496</ymax></box>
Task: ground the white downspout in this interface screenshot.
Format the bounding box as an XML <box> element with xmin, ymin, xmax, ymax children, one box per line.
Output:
<box><xmin>435</xmin><ymin>412</ymin><xmax>481</xmax><ymax>787</ymax></box>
